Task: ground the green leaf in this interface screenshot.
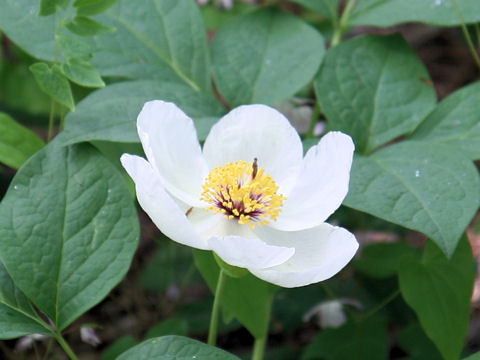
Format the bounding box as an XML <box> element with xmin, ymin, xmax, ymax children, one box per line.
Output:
<box><xmin>301</xmin><ymin>317</ymin><xmax>389</xmax><ymax>360</ymax></box>
<box><xmin>58</xmin><ymin>35</ymin><xmax>93</xmax><ymax>59</ymax></box>
<box><xmin>60</xmin><ymin>58</ymin><xmax>105</xmax><ymax>88</ymax></box>
<box><xmin>398</xmin><ymin>323</ymin><xmax>443</xmax><ymax>360</ymax></box>
<box><xmin>0</xmin><ymin>0</ymin><xmax>77</xmax><ymax>61</ymax></box>
<box><xmin>291</xmin><ymin>0</ymin><xmax>339</xmax><ymax>18</ymax></box>
<box><xmin>39</xmin><ymin>0</ymin><xmax>68</xmax><ymax>16</ymax></box>
<box><xmin>101</xmin><ymin>336</ymin><xmax>138</xmax><ymax>360</ymax></box>
<box><xmin>0</xmin><ymin>113</ymin><xmax>45</xmax><ymax>169</ymax></box>
<box><xmin>0</xmin><ymin>261</ymin><xmax>53</xmax><ymax>339</ymax></box>
<box><xmin>314</xmin><ymin>34</ymin><xmax>436</xmax><ymax>154</ymax></box>
<box><xmin>0</xmin><ymin>56</ymin><xmax>53</xmax><ymax>116</ymax></box>
<box><xmin>194</xmin><ymin>250</ymin><xmax>277</xmax><ymax>338</ymax></box>
<box><xmin>345</xmin><ymin>141</ymin><xmax>480</xmax><ymax>257</ymax></box>
<box><xmin>411</xmin><ymin>81</ymin><xmax>480</xmax><ymax>160</ymax></box>
<box><xmin>0</xmin><ymin>141</ymin><xmax>139</xmax><ymax>330</ymax></box>
<box><xmin>74</xmin><ymin>0</ymin><xmax>120</xmax><ymax>16</ymax></box>
<box><xmin>398</xmin><ymin>235</ymin><xmax>475</xmax><ymax>360</ymax></box>
<box><xmin>29</xmin><ymin>62</ymin><xmax>75</xmax><ymax>110</ymax></box>
<box><xmin>212</xmin><ymin>8</ymin><xmax>324</xmax><ymax>107</ymax></box>
<box><xmin>144</xmin><ymin>318</ymin><xmax>189</xmax><ymax>339</ymax></box>
<box><xmin>117</xmin><ymin>336</ymin><xmax>241</xmax><ymax>360</ymax></box>
<box><xmin>351</xmin><ymin>0</ymin><xmax>480</xmax><ymax>26</ymax></box>
<box><xmin>353</xmin><ymin>242</ymin><xmax>420</xmax><ymax>279</ymax></box>
<box><xmin>464</xmin><ymin>352</ymin><xmax>480</xmax><ymax>360</ymax></box>
<box><xmin>66</xmin><ymin>16</ymin><xmax>115</xmax><ymax>37</ymax></box>
<box><xmin>92</xmin><ymin>0</ymin><xmax>212</xmax><ymax>92</ymax></box>
<box><xmin>0</xmin><ymin>1</ymin><xmax>55</xmax><ymax>60</ymax></box>
<box><xmin>59</xmin><ymin>80</ymin><xmax>224</xmax><ymax>145</ymax></box>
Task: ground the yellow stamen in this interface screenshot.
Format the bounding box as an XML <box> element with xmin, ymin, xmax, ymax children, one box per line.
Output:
<box><xmin>200</xmin><ymin>160</ymin><xmax>286</xmax><ymax>229</ymax></box>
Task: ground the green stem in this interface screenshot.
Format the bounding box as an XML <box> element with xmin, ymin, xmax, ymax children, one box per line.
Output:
<box><xmin>47</xmin><ymin>100</ymin><xmax>56</xmax><ymax>142</ymax></box>
<box><xmin>331</xmin><ymin>0</ymin><xmax>357</xmax><ymax>46</ymax></box>
<box><xmin>358</xmin><ymin>289</ymin><xmax>400</xmax><ymax>321</ymax></box>
<box><xmin>252</xmin><ymin>336</ymin><xmax>267</xmax><ymax>360</ymax></box>
<box><xmin>449</xmin><ymin>0</ymin><xmax>480</xmax><ymax>70</ymax></box>
<box><xmin>475</xmin><ymin>23</ymin><xmax>480</xmax><ymax>49</ymax></box>
<box><xmin>320</xmin><ymin>283</ymin><xmax>359</xmax><ymax>321</ymax></box>
<box><xmin>54</xmin><ymin>332</ymin><xmax>79</xmax><ymax>360</ymax></box>
<box><xmin>306</xmin><ymin>102</ymin><xmax>321</xmax><ymax>139</ymax></box>
<box><xmin>207</xmin><ymin>269</ymin><xmax>227</xmax><ymax>346</ymax></box>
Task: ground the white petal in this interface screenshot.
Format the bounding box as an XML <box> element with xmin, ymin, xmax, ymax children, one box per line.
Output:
<box><xmin>202</xmin><ymin>104</ymin><xmax>303</xmax><ymax>195</ymax></box>
<box><xmin>250</xmin><ymin>223</ymin><xmax>358</xmax><ymax>288</ymax></box>
<box><xmin>120</xmin><ymin>154</ymin><xmax>209</xmax><ymax>250</ymax></box>
<box><xmin>208</xmin><ymin>236</ymin><xmax>295</xmax><ymax>270</ymax></box>
<box><xmin>272</xmin><ymin>132</ymin><xmax>354</xmax><ymax>231</ymax></box>
<box><xmin>190</xmin><ymin>211</ymin><xmax>254</xmax><ymax>240</ymax></box>
<box><xmin>137</xmin><ymin>100</ymin><xmax>208</xmax><ymax>207</ymax></box>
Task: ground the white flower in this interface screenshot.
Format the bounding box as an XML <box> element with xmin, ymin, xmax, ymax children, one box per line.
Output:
<box><xmin>121</xmin><ymin>101</ymin><xmax>358</xmax><ymax>288</ymax></box>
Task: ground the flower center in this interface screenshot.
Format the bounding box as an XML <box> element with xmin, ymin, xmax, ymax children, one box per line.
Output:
<box><xmin>200</xmin><ymin>159</ymin><xmax>286</xmax><ymax>228</ymax></box>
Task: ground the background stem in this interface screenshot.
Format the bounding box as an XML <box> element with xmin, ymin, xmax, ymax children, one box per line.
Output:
<box><xmin>54</xmin><ymin>332</ymin><xmax>79</xmax><ymax>360</ymax></box>
<box><xmin>331</xmin><ymin>0</ymin><xmax>358</xmax><ymax>46</ymax></box>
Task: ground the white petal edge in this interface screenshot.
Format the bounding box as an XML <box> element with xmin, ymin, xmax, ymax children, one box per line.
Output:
<box><xmin>137</xmin><ymin>100</ymin><xmax>208</xmax><ymax>207</ymax></box>
<box><xmin>202</xmin><ymin>104</ymin><xmax>303</xmax><ymax>195</ymax></box>
<box><xmin>120</xmin><ymin>154</ymin><xmax>209</xmax><ymax>250</ymax></box>
<box><xmin>251</xmin><ymin>223</ymin><xmax>358</xmax><ymax>288</ymax></box>
<box><xmin>207</xmin><ymin>236</ymin><xmax>295</xmax><ymax>270</ymax></box>
<box><xmin>272</xmin><ymin>132</ymin><xmax>354</xmax><ymax>231</ymax></box>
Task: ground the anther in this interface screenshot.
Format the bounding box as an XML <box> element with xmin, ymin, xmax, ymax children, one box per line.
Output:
<box><xmin>252</xmin><ymin>158</ymin><xmax>258</xmax><ymax>179</ymax></box>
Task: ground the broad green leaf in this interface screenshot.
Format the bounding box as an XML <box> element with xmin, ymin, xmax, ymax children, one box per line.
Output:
<box><xmin>0</xmin><ymin>113</ymin><xmax>45</xmax><ymax>169</ymax></box>
<box><xmin>351</xmin><ymin>0</ymin><xmax>480</xmax><ymax>26</ymax></box>
<box><xmin>411</xmin><ymin>81</ymin><xmax>480</xmax><ymax>160</ymax></box>
<box><xmin>0</xmin><ymin>0</ymin><xmax>56</xmax><ymax>60</ymax></box>
<box><xmin>345</xmin><ymin>141</ymin><xmax>480</xmax><ymax>257</ymax></box>
<box><xmin>29</xmin><ymin>62</ymin><xmax>75</xmax><ymax>110</ymax></box>
<box><xmin>74</xmin><ymin>0</ymin><xmax>120</xmax><ymax>16</ymax></box>
<box><xmin>0</xmin><ymin>262</ymin><xmax>53</xmax><ymax>339</ymax></box>
<box><xmin>464</xmin><ymin>352</ymin><xmax>480</xmax><ymax>360</ymax></box>
<box><xmin>353</xmin><ymin>242</ymin><xmax>420</xmax><ymax>279</ymax></box>
<box><xmin>59</xmin><ymin>80</ymin><xmax>224</xmax><ymax>145</ymax></box>
<box><xmin>144</xmin><ymin>318</ymin><xmax>189</xmax><ymax>339</ymax></box>
<box><xmin>211</xmin><ymin>8</ymin><xmax>324</xmax><ymax>106</ymax></box>
<box><xmin>201</xmin><ymin>1</ymin><xmax>256</xmax><ymax>30</ymax></box>
<box><xmin>66</xmin><ymin>16</ymin><xmax>114</xmax><ymax>37</ymax></box>
<box><xmin>398</xmin><ymin>323</ymin><xmax>443</xmax><ymax>360</ymax></box>
<box><xmin>301</xmin><ymin>317</ymin><xmax>389</xmax><ymax>360</ymax></box>
<box><xmin>39</xmin><ymin>0</ymin><xmax>67</xmax><ymax>16</ymax></box>
<box><xmin>0</xmin><ymin>141</ymin><xmax>139</xmax><ymax>330</ymax></box>
<box><xmin>117</xmin><ymin>336</ymin><xmax>241</xmax><ymax>360</ymax></box>
<box><xmin>291</xmin><ymin>0</ymin><xmax>339</xmax><ymax>19</ymax></box>
<box><xmin>194</xmin><ymin>250</ymin><xmax>277</xmax><ymax>339</ymax></box>
<box><xmin>92</xmin><ymin>0</ymin><xmax>212</xmax><ymax>92</ymax></box>
<box><xmin>60</xmin><ymin>58</ymin><xmax>105</xmax><ymax>88</ymax></box>
<box><xmin>398</xmin><ymin>236</ymin><xmax>475</xmax><ymax>360</ymax></box>
<box><xmin>314</xmin><ymin>35</ymin><xmax>436</xmax><ymax>154</ymax></box>
<box><xmin>101</xmin><ymin>335</ymin><xmax>138</xmax><ymax>360</ymax></box>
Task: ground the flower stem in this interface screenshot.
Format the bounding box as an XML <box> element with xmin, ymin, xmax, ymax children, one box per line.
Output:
<box><xmin>251</xmin><ymin>336</ymin><xmax>267</xmax><ymax>360</ymax></box>
<box><xmin>448</xmin><ymin>0</ymin><xmax>480</xmax><ymax>70</ymax></box>
<box><xmin>306</xmin><ymin>102</ymin><xmax>321</xmax><ymax>139</ymax></box>
<box><xmin>54</xmin><ymin>332</ymin><xmax>79</xmax><ymax>360</ymax></box>
<box><xmin>358</xmin><ymin>289</ymin><xmax>400</xmax><ymax>321</ymax></box>
<box><xmin>207</xmin><ymin>269</ymin><xmax>227</xmax><ymax>346</ymax></box>
<box><xmin>331</xmin><ymin>0</ymin><xmax>358</xmax><ymax>47</ymax></box>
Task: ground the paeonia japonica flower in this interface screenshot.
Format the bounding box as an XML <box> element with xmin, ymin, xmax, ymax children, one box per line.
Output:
<box><xmin>121</xmin><ymin>101</ymin><xmax>358</xmax><ymax>288</ymax></box>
